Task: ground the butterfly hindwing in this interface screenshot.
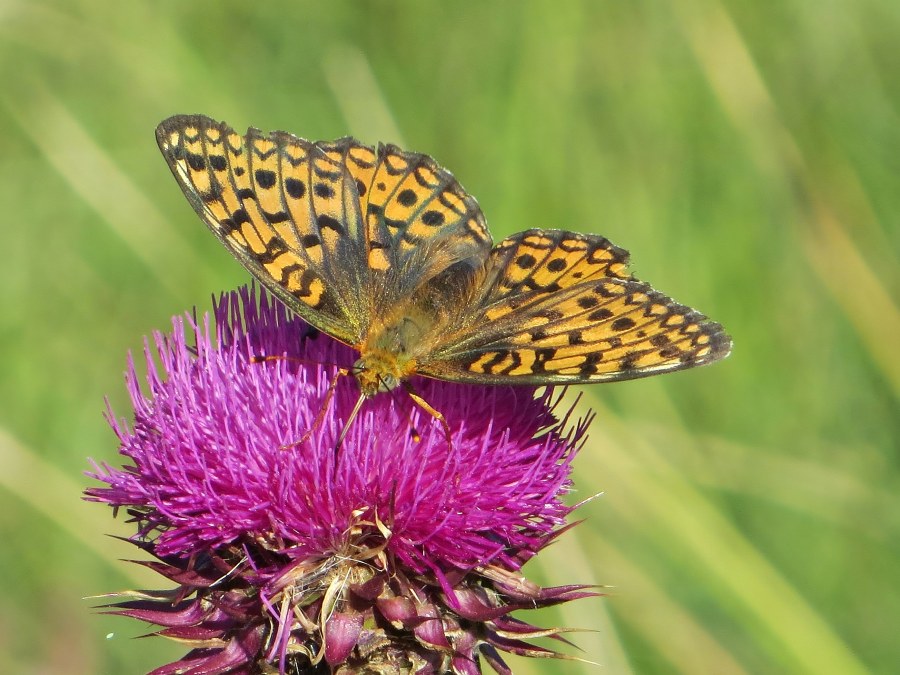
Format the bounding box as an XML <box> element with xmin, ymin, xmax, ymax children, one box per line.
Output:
<box><xmin>156</xmin><ymin>115</ymin><xmax>370</xmax><ymax>344</ymax></box>
<box><xmin>473</xmin><ymin>229</ymin><xmax>631</xmax><ymax>311</ymax></box>
<box><xmin>420</xmin><ymin>230</ymin><xmax>731</xmax><ymax>384</ymax></box>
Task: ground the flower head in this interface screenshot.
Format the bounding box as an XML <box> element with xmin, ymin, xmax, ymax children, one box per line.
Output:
<box><xmin>87</xmin><ymin>287</ymin><xmax>594</xmax><ymax>674</ymax></box>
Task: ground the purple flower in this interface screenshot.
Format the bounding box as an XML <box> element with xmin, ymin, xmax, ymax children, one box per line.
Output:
<box><xmin>87</xmin><ymin>287</ymin><xmax>594</xmax><ymax>674</ymax></box>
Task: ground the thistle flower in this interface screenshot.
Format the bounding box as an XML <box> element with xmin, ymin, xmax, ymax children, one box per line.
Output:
<box><xmin>87</xmin><ymin>287</ymin><xmax>594</xmax><ymax>674</ymax></box>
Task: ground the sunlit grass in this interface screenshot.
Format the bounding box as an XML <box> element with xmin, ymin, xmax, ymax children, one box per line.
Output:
<box><xmin>0</xmin><ymin>1</ymin><xmax>896</xmax><ymax>673</ymax></box>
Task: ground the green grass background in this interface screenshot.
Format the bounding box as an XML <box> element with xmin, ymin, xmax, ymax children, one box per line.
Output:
<box><xmin>1</xmin><ymin>1</ymin><xmax>897</xmax><ymax>673</ymax></box>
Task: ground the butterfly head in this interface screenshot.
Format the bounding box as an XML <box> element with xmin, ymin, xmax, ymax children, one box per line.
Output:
<box><xmin>352</xmin><ymin>357</ymin><xmax>403</xmax><ymax>398</ymax></box>
<box><xmin>353</xmin><ymin>314</ymin><xmax>426</xmax><ymax>397</ymax></box>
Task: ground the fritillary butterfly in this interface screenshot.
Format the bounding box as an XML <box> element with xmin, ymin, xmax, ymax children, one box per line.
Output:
<box><xmin>156</xmin><ymin>115</ymin><xmax>731</xmax><ymax>419</ymax></box>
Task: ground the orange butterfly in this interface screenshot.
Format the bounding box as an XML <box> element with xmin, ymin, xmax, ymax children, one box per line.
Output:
<box><xmin>157</xmin><ymin>115</ymin><xmax>731</xmax><ymax>440</ymax></box>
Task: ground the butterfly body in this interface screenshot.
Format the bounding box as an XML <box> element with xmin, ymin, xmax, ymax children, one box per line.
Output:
<box><xmin>156</xmin><ymin>115</ymin><xmax>731</xmax><ymax>406</ymax></box>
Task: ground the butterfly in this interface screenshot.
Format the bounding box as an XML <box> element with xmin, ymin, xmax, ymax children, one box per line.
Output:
<box><xmin>156</xmin><ymin>115</ymin><xmax>731</xmax><ymax>437</ymax></box>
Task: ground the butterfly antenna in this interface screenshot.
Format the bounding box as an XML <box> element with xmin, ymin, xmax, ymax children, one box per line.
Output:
<box><xmin>401</xmin><ymin>381</ymin><xmax>452</xmax><ymax>451</ymax></box>
<box><xmin>250</xmin><ymin>354</ymin><xmax>341</xmax><ymax>370</ymax></box>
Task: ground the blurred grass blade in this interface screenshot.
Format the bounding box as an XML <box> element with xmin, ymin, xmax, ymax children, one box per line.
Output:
<box><xmin>0</xmin><ymin>425</ymin><xmax>151</xmax><ymax>585</ymax></box>
<box><xmin>578</xmin><ymin>403</ymin><xmax>871</xmax><ymax>675</ymax></box>
<box><xmin>801</xmin><ymin>203</ymin><xmax>900</xmax><ymax>399</ymax></box>
<box><xmin>2</xmin><ymin>85</ymin><xmax>216</xmax><ymax>298</ymax></box>
<box><xmin>590</xmin><ymin>536</ymin><xmax>749</xmax><ymax>675</ymax></box>
<box><xmin>323</xmin><ymin>44</ymin><xmax>405</xmax><ymax>146</ymax></box>
<box><xmin>674</xmin><ymin>0</ymin><xmax>900</xmax><ymax>399</ymax></box>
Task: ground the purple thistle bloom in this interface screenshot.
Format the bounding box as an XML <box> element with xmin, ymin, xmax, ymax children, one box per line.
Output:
<box><xmin>87</xmin><ymin>287</ymin><xmax>595</xmax><ymax>674</ymax></box>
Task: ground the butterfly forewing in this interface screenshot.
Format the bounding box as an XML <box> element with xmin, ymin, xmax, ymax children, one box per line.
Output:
<box><xmin>420</xmin><ymin>230</ymin><xmax>731</xmax><ymax>384</ymax></box>
<box><xmin>359</xmin><ymin>144</ymin><xmax>492</xmax><ymax>314</ymax></box>
<box><xmin>156</xmin><ymin>115</ymin><xmax>369</xmax><ymax>344</ymax></box>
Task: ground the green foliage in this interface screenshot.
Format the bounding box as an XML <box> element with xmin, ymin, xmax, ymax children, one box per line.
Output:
<box><xmin>0</xmin><ymin>1</ymin><xmax>896</xmax><ymax>673</ymax></box>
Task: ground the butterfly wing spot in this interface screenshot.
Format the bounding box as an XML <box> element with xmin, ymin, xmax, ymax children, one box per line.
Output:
<box><xmin>484</xmin><ymin>304</ymin><xmax>515</xmax><ymax>321</ymax></box>
<box><xmin>397</xmin><ymin>188</ymin><xmax>418</xmax><ymax>206</ymax></box>
<box><xmin>284</xmin><ymin>178</ymin><xmax>306</xmax><ymax>199</ymax></box>
<box><xmin>367</xmin><ymin>244</ymin><xmax>391</xmax><ymax>271</ymax></box>
<box><xmin>610</xmin><ymin>317</ymin><xmax>635</xmax><ymax>331</ymax></box>
<box><xmin>313</xmin><ymin>182</ymin><xmax>335</xmax><ymax>198</ymax></box>
<box><xmin>252</xmin><ymin>168</ymin><xmax>274</xmax><ymax>189</ymax></box>
<box><xmin>381</xmin><ymin>163</ymin><xmax>439</xmax><ymax>221</ymax></box>
<box><xmin>280</xmin><ymin>266</ymin><xmax>326</xmax><ymax>308</ymax></box>
<box><xmin>483</xmin><ymin>230</ymin><xmax>633</xmax><ymax>309</ymax></box>
<box><xmin>468</xmin><ymin>349</ymin><xmax>545</xmax><ymax>377</ymax></box>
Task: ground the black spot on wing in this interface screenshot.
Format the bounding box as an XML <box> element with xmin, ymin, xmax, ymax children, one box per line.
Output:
<box><xmin>397</xmin><ymin>189</ymin><xmax>417</xmax><ymax>206</ymax></box>
<box><xmin>611</xmin><ymin>317</ymin><xmax>636</xmax><ymax>331</ymax></box>
<box><xmin>314</xmin><ymin>183</ymin><xmax>335</xmax><ymax>198</ymax></box>
<box><xmin>209</xmin><ymin>155</ymin><xmax>227</xmax><ymax>171</ymax></box>
<box><xmin>588</xmin><ymin>308</ymin><xmax>613</xmax><ymax>321</ymax></box>
<box><xmin>255</xmin><ymin>169</ymin><xmax>277</xmax><ymax>189</ymax></box>
<box><xmin>285</xmin><ymin>177</ymin><xmax>306</xmax><ymax>199</ymax></box>
<box><xmin>421</xmin><ymin>210</ymin><xmax>444</xmax><ymax>226</ymax></box>
<box><xmin>220</xmin><ymin>208</ymin><xmax>251</xmax><ymax>234</ymax></box>
<box><xmin>262</xmin><ymin>210</ymin><xmax>290</xmax><ymax>224</ymax></box>
<box><xmin>516</xmin><ymin>254</ymin><xmax>537</xmax><ymax>269</ymax></box>
<box><xmin>186</xmin><ymin>153</ymin><xmax>205</xmax><ymax>171</ymax></box>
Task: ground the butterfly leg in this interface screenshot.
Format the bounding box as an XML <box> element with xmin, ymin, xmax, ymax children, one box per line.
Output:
<box><xmin>385</xmin><ymin>384</ymin><xmax>421</xmax><ymax>443</ymax></box>
<box><xmin>281</xmin><ymin>366</ymin><xmax>350</xmax><ymax>450</ymax></box>
<box><xmin>402</xmin><ymin>381</ymin><xmax>453</xmax><ymax>451</ymax></box>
